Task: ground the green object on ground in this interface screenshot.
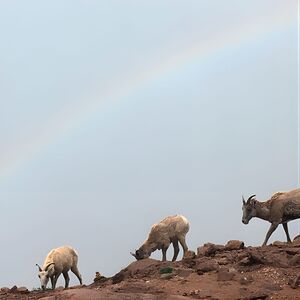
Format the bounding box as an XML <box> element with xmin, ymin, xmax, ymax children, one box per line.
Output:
<box><xmin>159</xmin><ymin>267</ymin><xmax>173</xmax><ymax>274</ymax></box>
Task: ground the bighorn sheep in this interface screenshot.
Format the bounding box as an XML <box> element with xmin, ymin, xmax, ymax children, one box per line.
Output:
<box><xmin>36</xmin><ymin>246</ymin><xmax>82</xmax><ymax>290</ymax></box>
<box><xmin>131</xmin><ymin>215</ymin><xmax>190</xmax><ymax>261</ymax></box>
<box><xmin>242</xmin><ymin>188</ymin><xmax>300</xmax><ymax>246</ymax></box>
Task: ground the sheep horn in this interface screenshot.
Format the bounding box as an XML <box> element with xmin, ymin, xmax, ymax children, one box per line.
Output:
<box><xmin>36</xmin><ymin>264</ymin><xmax>42</xmax><ymax>272</ymax></box>
<box><xmin>247</xmin><ymin>195</ymin><xmax>256</xmax><ymax>202</ymax></box>
<box><xmin>130</xmin><ymin>252</ymin><xmax>137</xmax><ymax>259</ymax></box>
<box><xmin>45</xmin><ymin>263</ymin><xmax>55</xmax><ymax>271</ymax></box>
<box><xmin>242</xmin><ymin>196</ymin><xmax>246</xmax><ymax>204</ymax></box>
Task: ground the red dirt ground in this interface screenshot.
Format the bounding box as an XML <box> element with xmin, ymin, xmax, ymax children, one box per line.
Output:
<box><xmin>2</xmin><ymin>239</ymin><xmax>300</xmax><ymax>299</ymax></box>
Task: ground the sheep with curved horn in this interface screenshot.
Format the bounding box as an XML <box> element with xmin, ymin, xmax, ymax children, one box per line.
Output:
<box><xmin>242</xmin><ymin>188</ymin><xmax>300</xmax><ymax>246</ymax></box>
<box><xmin>131</xmin><ymin>215</ymin><xmax>190</xmax><ymax>261</ymax></box>
<box><xmin>36</xmin><ymin>246</ymin><xmax>82</xmax><ymax>290</ymax></box>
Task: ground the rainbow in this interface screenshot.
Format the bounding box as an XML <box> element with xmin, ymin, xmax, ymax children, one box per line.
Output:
<box><xmin>0</xmin><ymin>3</ymin><xmax>296</xmax><ymax>180</ymax></box>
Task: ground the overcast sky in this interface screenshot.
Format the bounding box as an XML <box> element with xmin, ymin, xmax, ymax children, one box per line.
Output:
<box><xmin>0</xmin><ymin>0</ymin><xmax>298</xmax><ymax>288</ymax></box>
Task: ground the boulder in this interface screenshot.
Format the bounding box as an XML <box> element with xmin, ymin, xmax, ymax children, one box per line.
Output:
<box><xmin>225</xmin><ymin>240</ymin><xmax>244</xmax><ymax>250</ymax></box>
<box><xmin>183</xmin><ymin>250</ymin><xmax>196</xmax><ymax>259</ymax></box>
<box><xmin>112</xmin><ymin>270</ymin><xmax>126</xmax><ymax>284</ymax></box>
<box><xmin>197</xmin><ymin>243</ymin><xmax>224</xmax><ymax>257</ymax></box>
<box><xmin>272</xmin><ymin>241</ymin><xmax>287</xmax><ymax>247</ymax></box>
<box><xmin>216</xmin><ymin>257</ymin><xmax>231</xmax><ymax>265</ymax></box>
<box><xmin>10</xmin><ymin>286</ymin><xmax>18</xmax><ymax>293</ymax></box>
<box><xmin>196</xmin><ymin>261</ymin><xmax>219</xmax><ymax>273</ymax></box>
<box><xmin>17</xmin><ymin>287</ymin><xmax>29</xmax><ymax>294</ymax></box>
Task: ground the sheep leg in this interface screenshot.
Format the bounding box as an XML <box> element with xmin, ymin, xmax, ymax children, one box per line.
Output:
<box><xmin>52</xmin><ymin>272</ymin><xmax>61</xmax><ymax>289</ymax></box>
<box><xmin>282</xmin><ymin>223</ymin><xmax>292</xmax><ymax>243</ymax></box>
<box><xmin>172</xmin><ymin>240</ymin><xmax>180</xmax><ymax>262</ymax></box>
<box><xmin>71</xmin><ymin>266</ymin><xmax>82</xmax><ymax>285</ymax></box>
<box><xmin>50</xmin><ymin>276</ymin><xmax>54</xmax><ymax>289</ymax></box>
<box><xmin>63</xmin><ymin>272</ymin><xmax>70</xmax><ymax>288</ymax></box>
<box><xmin>178</xmin><ymin>235</ymin><xmax>188</xmax><ymax>256</ymax></box>
<box><xmin>161</xmin><ymin>247</ymin><xmax>167</xmax><ymax>261</ymax></box>
<box><xmin>262</xmin><ymin>223</ymin><xmax>279</xmax><ymax>246</ymax></box>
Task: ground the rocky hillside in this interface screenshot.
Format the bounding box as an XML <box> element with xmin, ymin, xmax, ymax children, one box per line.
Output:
<box><xmin>2</xmin><ymin>238</ymin><xmax>300</xmax><ymax>299</ymax></box>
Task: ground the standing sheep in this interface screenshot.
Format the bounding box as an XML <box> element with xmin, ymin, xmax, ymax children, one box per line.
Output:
<box><xmin>131</xmin><ymin>215</ymin><xmax>190</xmax><ymax>261</ymax></box>
<box><xmin>36</xmin><ymin>246</ymin><xmax>82</xmax><ymax>290</ymax></box>
<box><xmin>242</xmin><ymin>188</ymin><xmax>300</xmax><ymax>246</ymax></box>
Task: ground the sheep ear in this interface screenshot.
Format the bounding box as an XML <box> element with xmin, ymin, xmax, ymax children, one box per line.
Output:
<box><xmin>130</xmin><ymin>252</ymin><xmax>137</xmax><ymax>259</ymax></box>
<box><xmin>36</xmin><ymin>264</ymin><xmax>42</xmax><ymax>272</ymax></box>
<box><xmin>242</xmin><ymin>196</ymin><xmax>246</xmax><ymax>205</ymax></box>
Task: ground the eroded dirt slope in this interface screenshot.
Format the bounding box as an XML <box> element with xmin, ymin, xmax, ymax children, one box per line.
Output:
<box><xmin>2</xmin><ymin>239</ymin><xmax>300</xmax><ymax>300</ymax></box>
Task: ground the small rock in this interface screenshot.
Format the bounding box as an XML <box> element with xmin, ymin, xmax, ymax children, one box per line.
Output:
<box><xmin>112</xmin><ymin>270</ymin><xmax>126</xmax><ymax>284</ymax></box>
<box><xmin>241</xmin><ymin>249</ymin><xmax>265</xmax><ymax>266</ymax></box>
<box><xmin>217</xmin><ymin>257</ymin><xmax>230</xmax><ymax>265</ymax></box>
<box><xmin>198</xmin><ymin>290</ymin><xmax>213</xmax><ymax>298</ymax></box>
<box><xmin>290</xmin><ymin>254</ymin><xmax>300</xmax><ymax>266</ymax></box>
<box><xmin>225</xmin><ymin>240</ymin><xmax>244</xmax><ymax>250</ymax></box>
<box><xmin>69</xmin><ymin>285</ymin><xmax>83</xmax><ymax>289</ymax></box>
<box><xmin>239</xmin><ymin>257</ymin><xmax>251</xmax><ymax>266</ymax></box>
<box><xmin>10</xmin><ymin>286</ymin><xmax>18</xmax><ymax>293</ymax></box>
<box><xmin>183</xmin><ymin>250</ymin><xmax>196</xmax><ymax>259</ymax></box>
<box><xmin>197</xmin><ymin>243</ymin><xmax>224</xmax><ymax>257</ymax></box>
<box><xmin>247</xmin><ymin>289</ymin><xmax>269</xmax><ymax>299</ymax></box>
<box><xmin>228</xmin><ymin>267</ymin><xmax>237</xmax><ymax>273</ymax></box>
<box><xmin>272</xmin><ymin>241</ymin><xmax>287</xmax><ymax>247</ymax></box>
<box><xmin>217</xmin><ymin>268</ymin><xmax>235</xmax><ymax>281</ymax></box>
<box><xmin>181</xmin><ymin>258</ymin><xmax>196</xmax><ymax>269</ymax></box>
<box><xmin>94</xmin><ymin>271</ymin><xmax>102</xmax><ymax>282</ymax></box>
<box><xmin>160</xmin><ymin>273</ymin><xmax>174</xmax><ymax>280</ymax></box>
<box><xmin>196</xmin><ymin>261</ymin><xmax>219</xmax><ymax>273</ymax></box>
<box><xmin>289</xmin><ymin>276</ymin><xmax>300</xmax><ymax>289</ymax></box>
<box><xmin>189</xmin><ymin>289</ymin><xmax>200</xmax><ymax>295</ymax></box>
<box><xmin>261</xmin><ymin>281</ymin><xmax>281</xmax><ymax>291</ymax></box>
<box><xmin>17</xmin><ymin>287</ymin><xmax>29</xmax><ymax>294</ymax></box>
<box><xmin>239</xmin><ymin>275</ymin><xmax>253</xmax><ymax>285</ymax></box>
<box><xmin>176</xmin><ymin>269</ymin><xmax>193</xmax><ymax>277</ymax></box>
<box><xmin>285</xmin><ymin>248</ymin><xmax>300</xmax><ymax>255</ymax></box>
<box><xmin>180</xmin><ymin>279</ymin><xmax>188</xmax><ymax>284</ymax></box>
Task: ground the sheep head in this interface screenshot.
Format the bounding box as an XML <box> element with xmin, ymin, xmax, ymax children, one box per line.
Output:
<box><xmin>130</xmin><ymin>248</ymin><xmax>150</xmax><ymax>260</ymax></box>
<box><xmin>37</xmin><ymin>263</ymin><xmax>55</xmax><ymax>290</ymax></box>
<box><xmin>242</xmin><ymin>195</ymin><xmax>257</xmax><ymax>224</ymax></box>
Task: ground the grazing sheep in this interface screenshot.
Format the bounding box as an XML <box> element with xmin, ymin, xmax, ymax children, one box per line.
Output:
<box><xmin>242</xmin><ymin>188</ymin><xmax>300</xmax><ymax>246</ymax></box>
<box><xmin>131</xmin><ymin>215</ymin><xmax>190</xmax><ymax>261</ymax></box>
<box><xmin>36</xmin><ymin>246</ymin><xmax>82</xmax><ymax>290</ymax></box>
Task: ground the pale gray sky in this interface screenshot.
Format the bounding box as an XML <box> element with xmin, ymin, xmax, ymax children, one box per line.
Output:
<box><xmin>0</xmin><ymin>0</ymin><xmax>298</xmax><ymax>288</ymax></box>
